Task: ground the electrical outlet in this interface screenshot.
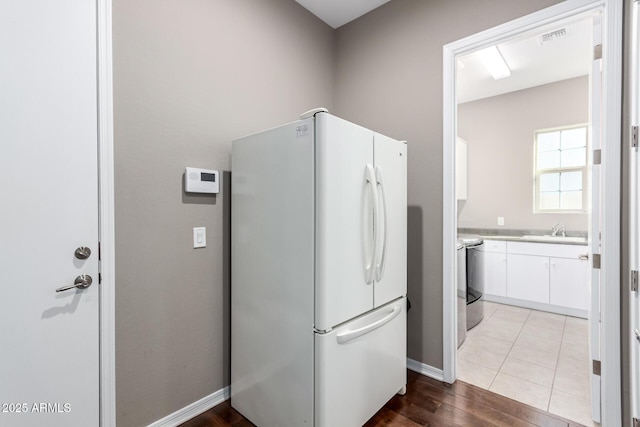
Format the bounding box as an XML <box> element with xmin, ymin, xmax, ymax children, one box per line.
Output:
<box><xmin>497</xmin><ymin>217</ymin><xmax>505</xmax><ymax>226</ymax></box>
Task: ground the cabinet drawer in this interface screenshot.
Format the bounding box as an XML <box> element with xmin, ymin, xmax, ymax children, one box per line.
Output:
<box><xmin>481</xmin><ymin>239</ymin><xmax>506</xmax><ymax>253</ymax></box>
<box><xmin>507</xmin><ymin>241</ymin><xmax>586</xmax><ymax>259</ymax></box>
<box><xmin>315</xmin><ymin>298</ymin><xmax>406</xmax><ymax>427</ymax></box>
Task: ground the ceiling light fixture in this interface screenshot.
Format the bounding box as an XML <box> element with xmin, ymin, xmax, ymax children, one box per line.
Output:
<box><xmin>478</xmin><ymin>45</ymin><xmax>511</xmax><ymax>80</ymax></box>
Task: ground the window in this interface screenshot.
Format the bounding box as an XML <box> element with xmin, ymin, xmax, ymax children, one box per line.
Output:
<box><xmin>534</xmin><ymin>125</ymin><xmax>587</xmax><ymax>212</ymax></box>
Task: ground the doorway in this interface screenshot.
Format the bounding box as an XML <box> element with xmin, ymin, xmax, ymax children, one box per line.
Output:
<box><xmin>454</xmin><ymin>14</ymin><xmax>593</xmax><ymax>425</ymax></box>
<box><xmin>442</xmin><ymin>0</ymin><xmax>622</xmax><ymax>426</ymax></box>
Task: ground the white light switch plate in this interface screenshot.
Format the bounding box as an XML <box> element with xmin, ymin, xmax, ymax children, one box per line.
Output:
<box><xmin>497</xmin><ymin>217</ymin><xmax>505</xmax><ymax>226</ymax></box>
<box><xmin>193</xmin><ymin>227</ymin><xmax>206</xmax><ymax>248</ymax></box>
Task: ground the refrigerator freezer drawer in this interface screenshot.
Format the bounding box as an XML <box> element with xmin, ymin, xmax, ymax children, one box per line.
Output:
<box><xmin>315</xmin><ymin>298</ymin><xmax>406</xmax><ymax>427</ymax></box>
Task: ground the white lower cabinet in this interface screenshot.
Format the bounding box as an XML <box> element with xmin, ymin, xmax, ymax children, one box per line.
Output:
<box><xmin>549</xmin><ymin>257</ymin><xmax>589</xmax><ymax>310</ymax></box>
<box><xmin>481</xmin><ymin>239</ymin><xmax>589</xmax><ymax>315</ymax></box>
<box><xmin>506</xmin><ymin>254</ymin><xmax>550</xmax><ymax>304</ymax></box>
<box><xmin>483</xmin><ymin>252</ymin><xmax>507</xmax><ymax>297</ymax></box>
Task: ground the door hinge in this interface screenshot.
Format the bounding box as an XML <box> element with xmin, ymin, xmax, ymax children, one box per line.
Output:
<box><xmin>593</xmin><ymin>149</ymin><xmax>602</xmax><ymax>165</ymax></box>
<box><xmin>592</xmin><ymin>360</ymin><xmax>601</xmax><ymax>376</ymax></box>
<box><xmin>592</xmin><ymin>253</ymin><xmax>601</xmax><ymax>269</ymax></box>
<box><xmin>593</xmin><ymin>44</ymin><xmax>602</xmax><ymax>60</ymax></box>
<box><xmin>99</xmin><ymin>273</ymin><xmax>102</xmax><ymax>284</ymax></box>
<box><xmin>633</xmin><ymin>126</ymin><xmax>639</xmax><ymax>148</ymax></box>
<box><xmin>98</xmin><ymin>241</ymin><xmax>101</xmax><ymax>261</ymax></box>
<box><xmin>632</xmin><ymin>270</ymin><xmax>639</xmax><ymax>292</ymax></box>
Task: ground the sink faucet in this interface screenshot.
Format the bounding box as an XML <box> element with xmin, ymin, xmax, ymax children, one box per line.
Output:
<box><xmin>551</xmin><ymin>223</ymin><xmax>566</xmax><ymax>237</ymax></box>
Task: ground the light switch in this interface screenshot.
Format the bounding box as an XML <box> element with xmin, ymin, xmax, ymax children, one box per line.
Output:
<box><xmin>193</xmin><ymin>227</ymin><xmax>206</xmax><ymax>248</ymax></box>
<box><xmin>497</xmin><ymin>217</ymin><xmax>505</xmax><ymax>226</ymax></box>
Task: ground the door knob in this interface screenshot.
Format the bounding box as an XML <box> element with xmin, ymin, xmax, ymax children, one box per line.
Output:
<box><xmin>56</xmin><ymin>274</ymin><xmax>93</xmax><ymax>293</ymax></box>
<box><xmin>74</xmin><ymin>246</ymin><xmax>91</xmax><ymax>260</ymax></box>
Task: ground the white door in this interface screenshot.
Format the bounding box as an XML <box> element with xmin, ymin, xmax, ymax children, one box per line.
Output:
<box><xmin>0</xmin><ymin>2</ymin><xmax>100</xmax><ymax>426</ymax></box>
<box><xmin>372</xmin><ymin>133</ymin><xmax>407</xmax><ymax>307</ymax></box>
<box><xmin>315</xmin><ymin>113</ymin><xmax>375</xmax><ymax>331</ymax></box>
<box><xmin>630</xmin><ymin>0</ymin><xmax>640</xmax><ymax>422</ymax></box>
<box><xmin>588</xmin><ymin>13</ymin><xmax>603</xmax><ymax>423</ymax></box>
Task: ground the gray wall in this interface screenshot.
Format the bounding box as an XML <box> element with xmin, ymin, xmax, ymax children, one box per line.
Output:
<box><xmin>112</xmin><ymin>1</ymin><xmax>334</xmax><ymax>425</ymax></box>
<box><xmin>111</xmin><ymin>0</ymin><xmax>599</xmax><ymax>425</ymax></box>
<box><xmin>333</xmin><ymin>0</ymin><xmax>562</xmax><ymax>369</ymax></box>
<box><xmin>457</xmin><ymin>76</ymin><xmax>589</xmax><ymax>232</ymax></box>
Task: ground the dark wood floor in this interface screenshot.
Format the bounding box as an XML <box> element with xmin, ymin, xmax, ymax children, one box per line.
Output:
<box><xmin>180</xmin><ymin>370</ymin><xmax>585</xmax><ymax>427</ymax></box>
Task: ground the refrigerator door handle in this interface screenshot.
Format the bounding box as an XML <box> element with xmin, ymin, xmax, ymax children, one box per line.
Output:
<box><xmin>365</xmin><ymin>164</ymin><xmax>379</xmax><ymax>284</ymax></box>
<box><xmin>336</xmin><ymin>303</ymin><xmax>401</xmax><ymax>344</ymax></box>
<box><xmin>375</xmin><ymin>166</ymin><xmax>388</xmax><ymax>282</ymax></box>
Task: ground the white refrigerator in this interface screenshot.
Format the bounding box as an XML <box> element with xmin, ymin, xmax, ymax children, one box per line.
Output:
<box><xmin>231</xmin><ymin>111</ymin><xmax>407</xmax><ymax>426</ymax></box>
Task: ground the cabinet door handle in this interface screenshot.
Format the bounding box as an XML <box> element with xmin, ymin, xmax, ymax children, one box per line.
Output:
<box><xmin>578</xmin><ymin>253</ymin><xmax>589</xmax><ymax>260</ymax></box>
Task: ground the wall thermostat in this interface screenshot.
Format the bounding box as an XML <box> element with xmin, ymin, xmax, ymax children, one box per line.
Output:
<box><xmin>185</xmin><ymin>167</ymin><xmax>219</xmax><ymax>194</ymax></box>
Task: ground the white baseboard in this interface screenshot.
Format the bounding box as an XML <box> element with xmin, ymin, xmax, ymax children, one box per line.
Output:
<box><xmin>147</xmin><ymin>386</ymin><xmax>230</xmax><ymax>427</ymax></box>
<box><xmin>407</xmin><ymin>358</ymin><xmax>444</xmax><ymax>381</ymax></box>
<box><xmin>483</xmin><ymin>294</ymin><xmax>588</xmax><ymax>319</ymax></box>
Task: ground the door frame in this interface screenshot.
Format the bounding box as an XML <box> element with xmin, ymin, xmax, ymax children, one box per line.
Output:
<box><xmin>629</xmin><ymin>0</ymin><xmax>640</xmax><ymax>423</ymax></box>
<box><xmin>442</xmin><ymin>0</ymin><xmax>622</xmax><ymax>425</ymax></box>
<box><xmin>97</xmin><ymin>0</ymin><xmax>116</xmax><ymax>425</ymax></box>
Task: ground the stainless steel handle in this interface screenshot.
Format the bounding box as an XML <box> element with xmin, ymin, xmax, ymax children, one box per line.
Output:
<box><xmin>375</xmin><ymin>166</ymin><xmax>388</xmax><ymax>282</ymax></box>
<box><xmin>365</xmin><ymin>165</ymin><xmax>378</xmax><ymax>285</ymax></box>
<box><xmin>75</xmin><ymin>246</ymin><xmax>92</xmax><ymax>260</ymax></box>
<box><xmin>579</xmin><ymin>254</ymin><xmax>589</xmax><ymax>260</ymax></box>
<box><xmin>56</xmin><ymin>274</ymin><xmax>93</xmax><ymax>292</ymax></box>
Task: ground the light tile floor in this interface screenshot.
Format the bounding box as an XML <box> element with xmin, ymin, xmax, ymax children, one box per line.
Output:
<box><xmin>457</xmin><ymin>301</ymin><xmax>598</xmax><ymax>426</ymax></box>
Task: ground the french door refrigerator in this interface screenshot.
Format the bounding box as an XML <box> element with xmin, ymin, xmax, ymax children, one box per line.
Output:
<box><xmin>231</xmin><ymin>111</ymin><xmax>407</xmax><ymax>426</ymax></box>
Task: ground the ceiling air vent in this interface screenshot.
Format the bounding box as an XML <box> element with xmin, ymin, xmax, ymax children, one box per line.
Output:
<box><xmin>538</xmin><ymin>28</ymin><xmax>569</xmax><ymax>45</ymax></box>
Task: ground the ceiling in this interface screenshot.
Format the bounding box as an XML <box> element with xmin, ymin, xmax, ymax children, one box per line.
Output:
<box><xmin>457</xmin><ymin>15</ymin><xmax>593</xmax><ymax>103</ymax></box>
<box><xmin>295</xmin><ymin>0</ymin><xmax>392</xmax><ymax>29</ymax></box>
<box><xmin>293</xmin><ymin>2</ymin><xmax>593</xmax><ymax>103</ymax></box>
